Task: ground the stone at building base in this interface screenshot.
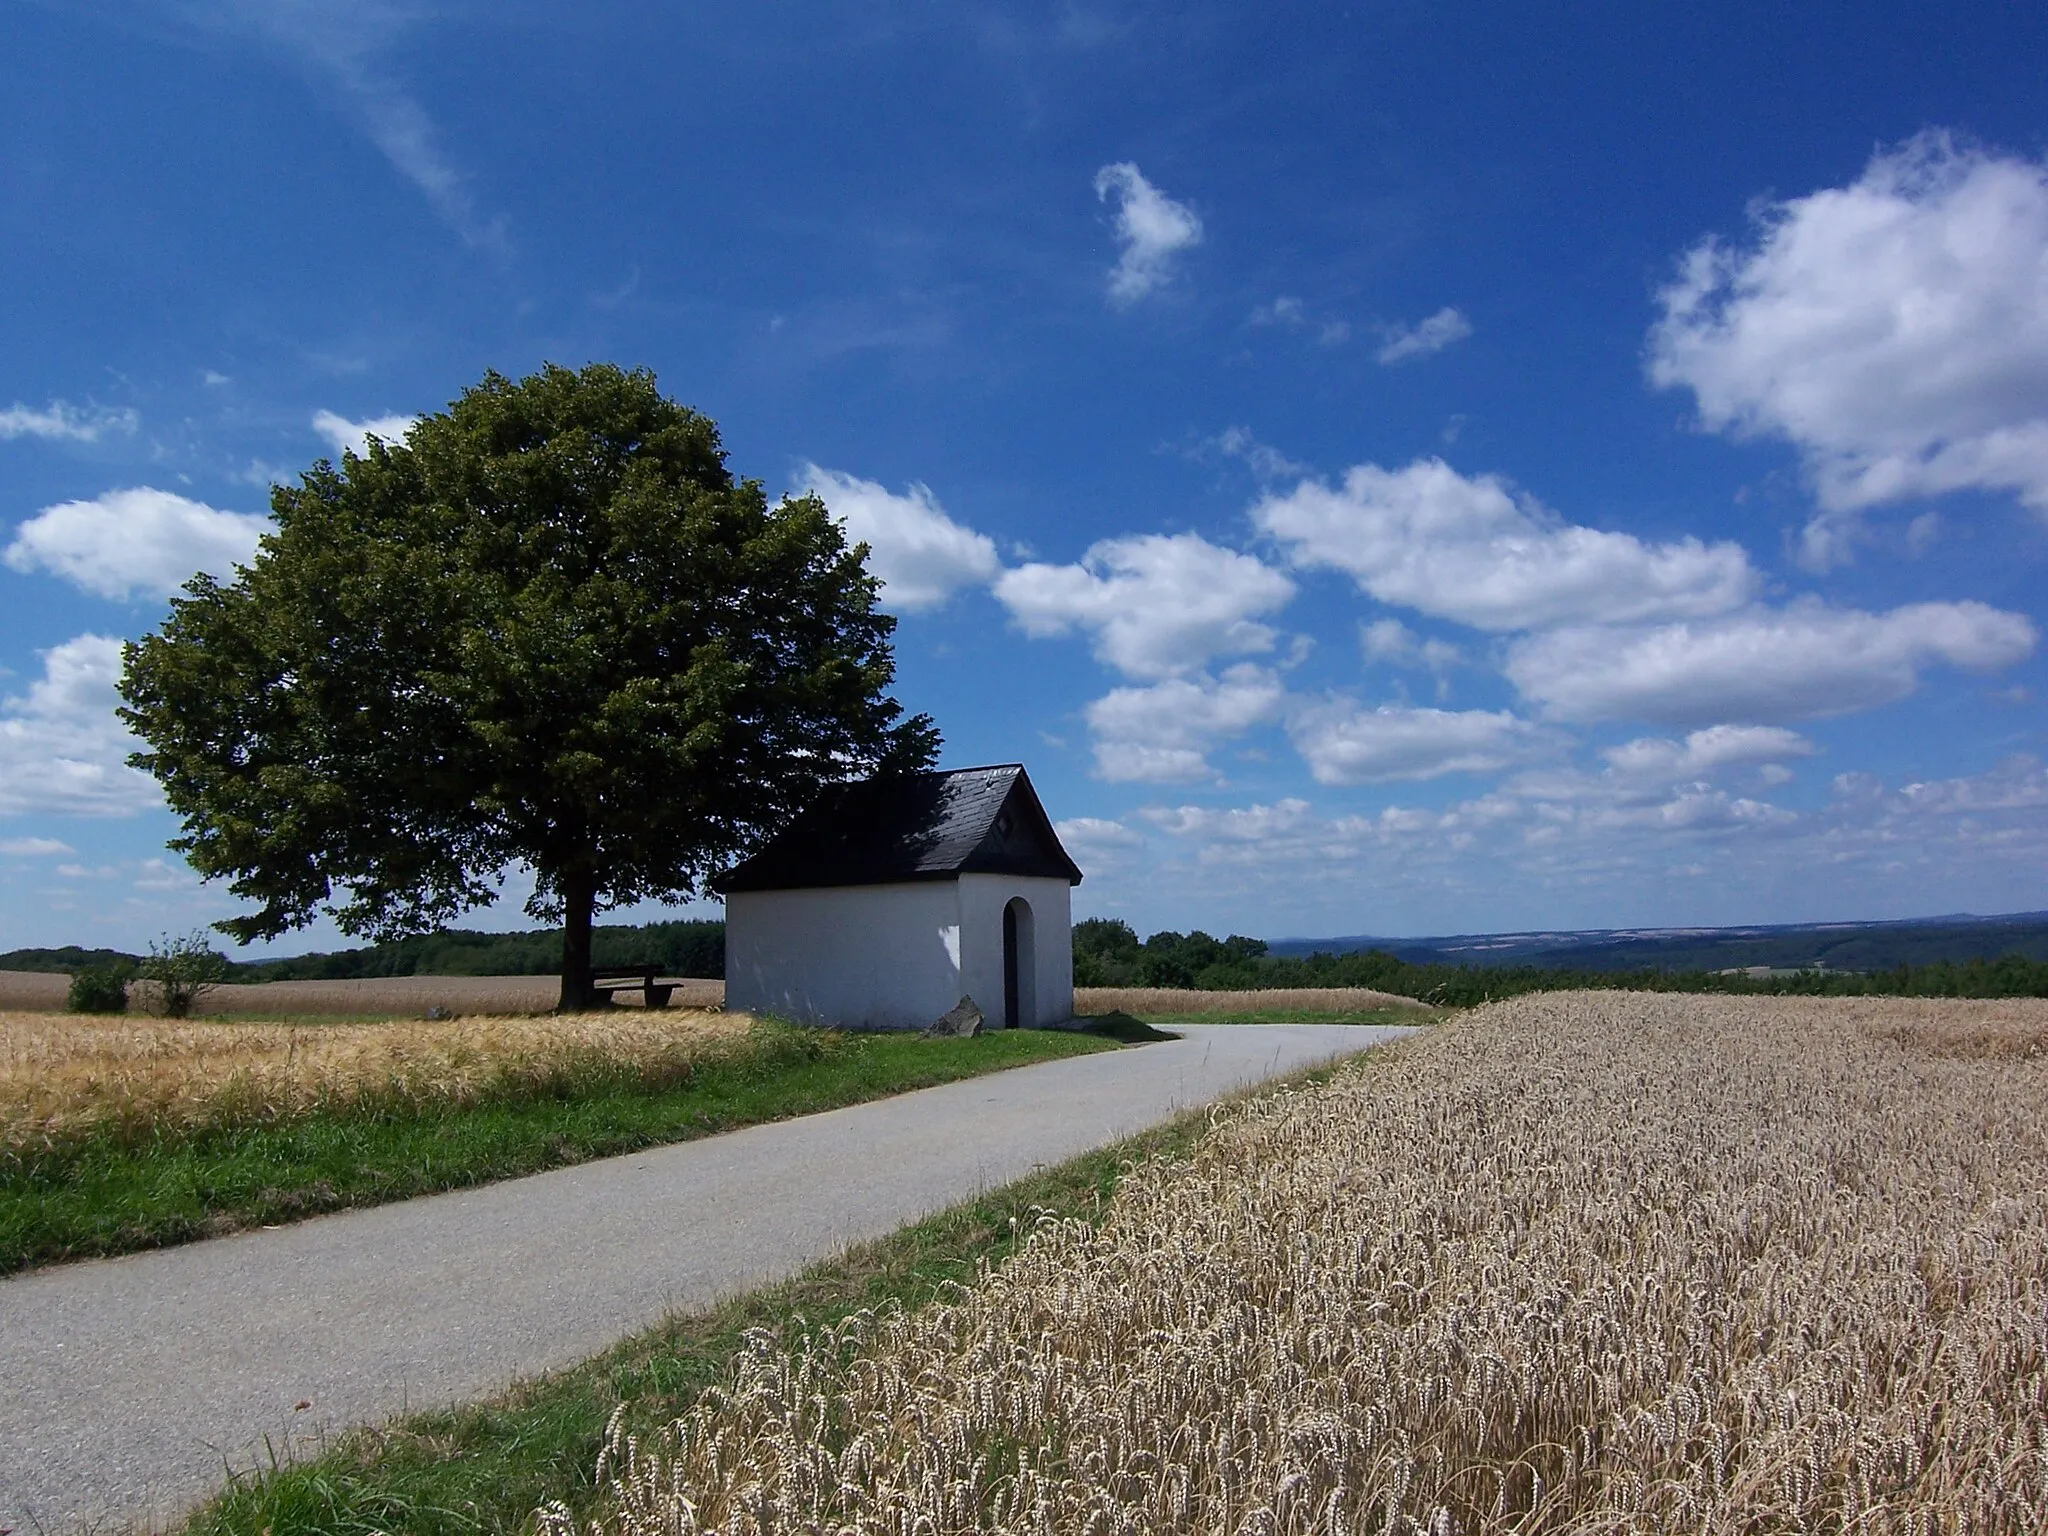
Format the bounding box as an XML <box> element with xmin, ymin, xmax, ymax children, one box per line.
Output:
<box><xmin>924</xmin><ymin>995</ymin><xmax>986</xmax><ymax>1037</ymax></box>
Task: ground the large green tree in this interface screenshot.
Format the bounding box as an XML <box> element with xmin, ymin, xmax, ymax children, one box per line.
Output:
<box><xmin>120</xmin><ymin>363</ymin><xmax>938</xmax><ymax>1009</ymax></box>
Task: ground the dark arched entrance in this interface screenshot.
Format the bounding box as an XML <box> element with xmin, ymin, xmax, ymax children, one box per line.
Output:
<box><xmin>1002</xmin><ymin>896</ymin><xmax>1035</xmax><ymax>1029</ymax></box>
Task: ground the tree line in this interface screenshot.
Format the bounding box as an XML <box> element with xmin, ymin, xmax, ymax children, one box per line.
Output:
<box><xmin>13</xmin><ymin>917</ymin><xmax>2046</xmax><ymax>1003</ymax></box>
<box><xmin>1071</xmin><ymin>918</ymin><xmax>2048</xmax><ymax>1003</ymax></box>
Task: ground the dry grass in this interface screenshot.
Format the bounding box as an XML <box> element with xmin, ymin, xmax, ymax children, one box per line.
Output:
<box><xmin>1077</xmin><ymin>984</ymin><xmax>1419</xmax><ymax>1016</ymax></box>
<box><xmin>0</xmin><ymin>969</ymin><xmax>725</xmax><ymax>1017</ymax></box>
<box><xmin>555</xmin><ymin>992</ymin><xmax>2048</xmax><ymax>1535</ymax></box>
<box><xmin>0</xmin><ymin>1006</ymin><xmax>751</xmax><ymax>1147</ymax></box>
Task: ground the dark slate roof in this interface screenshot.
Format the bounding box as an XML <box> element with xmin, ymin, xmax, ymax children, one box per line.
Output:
<box><xmin>713</xmin><ymin>764</ymin><xmax>1083</xmax><ymax>893</ymax></box>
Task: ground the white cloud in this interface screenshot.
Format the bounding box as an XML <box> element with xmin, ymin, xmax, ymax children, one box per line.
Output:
<box><xmin>1650</xmin><ymin>131</ymin><xmax>2048</xmax><ymax>545</ymax></box>
<box><xmin>1601</xmin><ymin>725</ymin><xmax>1816</xmax><ymax>780</ymax></box>
<box><xmin>4</xmin><ymin>488</ymin><xmax>270</xmax><ymax>601</ymax></box>
<box><xmin>793</xmin><ymin>465</ymin><xmax>1000</xmax><ymax>610</ymax></box>
<box><xmin>1209</xmin><ymin>426</ymin><xmax>1311</xmax><ymax>482</ymax></box>
<box><xmin>0</xmin><ymin>634</ymin><xmax>160</xmax><ymax>817</ymax></box>
<box><xmin>0</xmin><ymin>401</ymin><xmax>138</xmax><ymax>442</ymax></box>
<box><xmin>995</xmin><ymin>532</ymin><xmax>1295</xmax><ymax>679</ymax></box>
<box><xmin>0</xmin><ymin>837</ymin><xmax>73</xmax><ymax>857</ymax></box>
<box><xmin>1084</xmin><ymin>664</ymin><xmax>1285</xmax><ymax>782</ymax></box>
<box><xmin>1255</xmin><ymin>457</ymin><xmax>1757</xmax><ymax>631</ymax></box>
<box><xmin>312</xmin><ymin>409</ymin><xmax>418</xmax><ymax>461</ymax></box>
<box><xmin>1094</xmin><ymin>162</ymin><xmax>1203</xmax><ymax>305</ymax></box>
<box><xmin>1360</xmin><ymin>618</ymin><xmax>1462</xmax><ymax>674</ymax></box>
<box><xmin>1506</xmin><ymin>600</ymin><xmax>2036</xmax><ymax>724</ymax></box>
<box><xmin>1288</xmin><ymin>700</ymin><xmax>1544</xmax><ymax>785</ymax></box>
<box><xmin>1053</xmin><ymin>816</ymin><xmax>1146</xmax><ymax>870</ymax></box>
<box><xmin>203</xmin><ymin>6</ymin><xmax>505</xmax><ymax>251</ymax></box>
<box><xmin>1376</xmin><ymin>306</ymin><xmax>1473</xmax><ymax>364</ymax></box>
<box><xmin>1249</xmin><ymin>297</ymin><xmax>1349</xmax><ymax>346</ymax></box>
<box><xmin>1141</xmin><ymin>798</ymin><xmax>1313</xmax><ymax>842</ymax></box>
<box><xmin>1894</xmin><ymin>753</ymin><xmax>2048</xmax><ymax>814</ymax></box>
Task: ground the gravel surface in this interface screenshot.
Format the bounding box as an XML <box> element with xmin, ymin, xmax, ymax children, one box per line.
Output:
<box><xmin>0</xmin><ymin>1022</ymin><xmax>1415</xmax><ymax>1532</ymax></box>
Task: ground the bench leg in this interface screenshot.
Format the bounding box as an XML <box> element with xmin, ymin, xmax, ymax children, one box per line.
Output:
<box><xmin>645</xmin><ymin>984</ymin><xmax>674</xmax><ymax>1008</ymax></box>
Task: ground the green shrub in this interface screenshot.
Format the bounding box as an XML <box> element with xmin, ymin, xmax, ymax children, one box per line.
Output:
<box><xmin>66</xmin><ymin>964</ymin><xmax>131</xmax><ymax>1014</ymax></box>
<box><xmin>140</xmin><ymin>931</ymin><xmax>230</xmax><ymax>1018</ymax></box>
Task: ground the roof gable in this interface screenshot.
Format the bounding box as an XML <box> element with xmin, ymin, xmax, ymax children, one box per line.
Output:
<box><xmin>713</xmin><ymin>764</ymin><xmax>1083</xmax><ymax>894</ymax></box>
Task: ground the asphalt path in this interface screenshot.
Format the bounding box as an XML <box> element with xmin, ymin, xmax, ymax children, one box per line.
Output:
<box><xmin>0</xmin><ymin>1022</ymin><xmax>1416</xmax><ymax>1532</ymax></box>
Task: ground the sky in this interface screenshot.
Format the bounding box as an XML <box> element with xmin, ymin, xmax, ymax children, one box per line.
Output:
<box><xmin>3</xmin><ymin>1</ymin><xmax>2047</xmax><ymax>953</ymax></box>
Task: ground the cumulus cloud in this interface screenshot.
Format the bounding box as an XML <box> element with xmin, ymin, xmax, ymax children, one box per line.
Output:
<box><xmin>5</xmin><ymin>488</ymin><xmax>270</xmax><ymax>601</ymax></box>
<box><xmin>0</xmin><ymin>401</ymin><xmax>138</xmax><ymax>442</ymax></box>
<box><xmin>1254</xmin><ymin>457</ymin><xmax>1756</xmax><ymax>631</ymax></box>
<box><xmin>1601</xmin><ymin>725</ymin><xmax>1816</xmax><ymax>780</ymax></box>
<box><xmin>0</xmin><ymin>634</ymin><xmax>160</xmax><ymax>817</ymax></box>
<box><xmin>794</xmin><ymin>465</ymin><xmax>1000</xmax><ymax>610</ymax></box>
<box><xmin>995</xmin><ymin>532</ymin><xmax>1295</xmax><ymax>679</ymax></box>
<box><xmin>1650</xmin><ymin>131</ymin><xmax>2048</xmax><ymax>554</ymax></box>
<box><xmin>1376</xmin><ymin>306</ymin><xmax>1473</xmax><ymax>364</ymax></box>
<box><xmin>1053</xmin><ymin>816</ymin><xmax>1146</xmax><ymax>871</ymax></box>
<box><xmin>1894</xmin><ymin>753</ymin><xmax>2048</xmax><ymax>814</ymax></box>
<box><xmin>1141</xmin><ymin>798</ymin><xmax>1313</xmax><ymax>842</ymax></box>
<box><xmin>1084</xmin><ymin>664</ymin><xmax>1285</xmax><ymax>782</ymax></box>
<box><xmin>1288</xmin><ymin>700</ymin><xmax>1544</xmax><ymax>785</ymax></box>
<box><xmin>312</xmin><ymin>409</ymin><xmax>418</xmax><ymax>461</ymax></box>
<box><xmin>1360</xmin><ymin>618</ymin><xmax>1462</xmax><ymax>675</ymax></box>
<box><xmin>1094</xmin><ymin>162</ymin><xmax>1203</xmax><ymax>305</ymax></box>
<box><xmin>0</xmin><ymin>836</ymin><xmax>73</xmax><ymax>857</ymax></box>
<box><xmin>1506</xmin><ymin>600</ymin><xmax>2036</xmax><ymax>724</ymax></box>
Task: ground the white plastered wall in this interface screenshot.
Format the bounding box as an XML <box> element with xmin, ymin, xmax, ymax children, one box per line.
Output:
<box><xmin>724</xmin><ymin>882</ymin><xmax>964</xmax><ymax>1031</ymax></box>
<box><xmin>957</xmin><ymin>874</ymin><xmax>1074</xmax><ymax>1029</ymax></box>
<box><xmin>725</xmin><ymin>874</ymin><xmax>1075</xmax><ymax>1030</ymax></box>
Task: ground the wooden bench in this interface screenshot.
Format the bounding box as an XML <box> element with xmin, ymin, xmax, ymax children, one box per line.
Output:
<box><xmin>587</xmin><ymin>962</ymin><xmax>676</xmax><ymax>1008</ymax></box>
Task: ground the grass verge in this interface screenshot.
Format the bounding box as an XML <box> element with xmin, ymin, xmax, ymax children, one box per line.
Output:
<box><xmin>0</xmin><ymin>1026</ymin><xmax>1111</xmax><ymax>1275</ymax></box>
<box><xmin>177</xmin><ymin>1049</ymin><xmax>1387</xmax><ymax>1536</ymax></box>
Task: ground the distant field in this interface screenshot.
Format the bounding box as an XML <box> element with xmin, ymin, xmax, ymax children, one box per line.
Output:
<box><xmin>568</xmin><ymin>991</ymin><xmax>2048</xmax><ymax>1534</ymax></box>
<box><xmin>0</xmin><ymin>969</ymin><xmax>722</xmax><ymax>1017</ymax></box>
<box><xmin>1077</xmin><ymin>984</ymin><xmax>1419</xmax><ymax>1018</ymax></box>
<box><xmin>0</xmin><ymin>971</ymin><xmax>67</xmax><ymax>1010</ymax></box>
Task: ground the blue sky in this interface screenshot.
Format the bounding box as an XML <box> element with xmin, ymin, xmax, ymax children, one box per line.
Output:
<box><xmin>4</xmin><ymin>1</ymin><xmax>2047</xmax><ymax>952</ymax></box>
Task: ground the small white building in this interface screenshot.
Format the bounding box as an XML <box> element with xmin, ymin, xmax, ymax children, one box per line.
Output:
<box><xmin>716</xmin><ymin>764</ymin><xmax>1082</xmax><ymax>1030</ymax></box>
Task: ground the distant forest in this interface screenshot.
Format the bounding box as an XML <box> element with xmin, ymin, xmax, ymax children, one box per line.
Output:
<box><xmin>7</xmin><ymin>913</ymin><xmax>2048</xmax><ymax>1002</ymax></box>
<box><xmin>1071</xmin><ymin>921</ymin><xmax>2048</xmax><ymax>1004</ymax></box>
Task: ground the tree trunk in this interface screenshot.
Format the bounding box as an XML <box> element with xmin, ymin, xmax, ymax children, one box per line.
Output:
<box><xmin>558</xmin><ymin>864</ymin><xmax>601</xmax><ymax>1012</ymax></box>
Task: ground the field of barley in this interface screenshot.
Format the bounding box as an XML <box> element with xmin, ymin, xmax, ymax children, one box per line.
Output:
<box><xmin>556</xmin><ymin>992</ymin><xmax>2048</xmax><ymax>1535</ymax></box>
<box><xmin>0</xmin><ymin>1006</ymin><xmax>750</xmax><ymax>1147</ymax></box>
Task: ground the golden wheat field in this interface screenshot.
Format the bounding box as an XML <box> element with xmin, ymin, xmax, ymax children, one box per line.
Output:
<box><xmin>1076</xmin><ymin>985</ymin><xmax>1418</xmax><ymax>1016</ymax></box>
<box><xmin>0</xmin><ymin>1006</ymin><xmax>752</xmax><ymax>1146</ymax></box>
<box><xmin>553</xmin><ymin>992</ymin><xmax>2048</xmax><ymax>1535</ymax></box>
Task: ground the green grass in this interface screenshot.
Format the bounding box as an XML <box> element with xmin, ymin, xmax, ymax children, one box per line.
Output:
<box><xmin>0</xmin><ymin>1027</ymin><xmax>1112</xmax><ymax>1275</ymax></box>
<box><xmin>178</xmin><ymin>1050</ymin><xmax>1384</xmax><ymax>1536</ymax></box>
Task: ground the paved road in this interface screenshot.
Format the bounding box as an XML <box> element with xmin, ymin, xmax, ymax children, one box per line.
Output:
<box><xmin>0</xmin><ymin>1023</ymin><xmax>1414</xmax><ymax>1532</ymax></box>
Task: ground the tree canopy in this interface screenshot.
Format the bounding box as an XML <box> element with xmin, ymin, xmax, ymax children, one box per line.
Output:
<box><xmin>120</xmin><ymin>363</ymin><xmax>938</xmax><ymax>1008</ymax></box>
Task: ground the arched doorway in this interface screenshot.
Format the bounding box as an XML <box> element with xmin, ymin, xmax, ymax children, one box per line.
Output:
<box><xmin>1002</xmin><ymin>896</ymin><xmax>1036</xmax><ymax>1029</ymax></box>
